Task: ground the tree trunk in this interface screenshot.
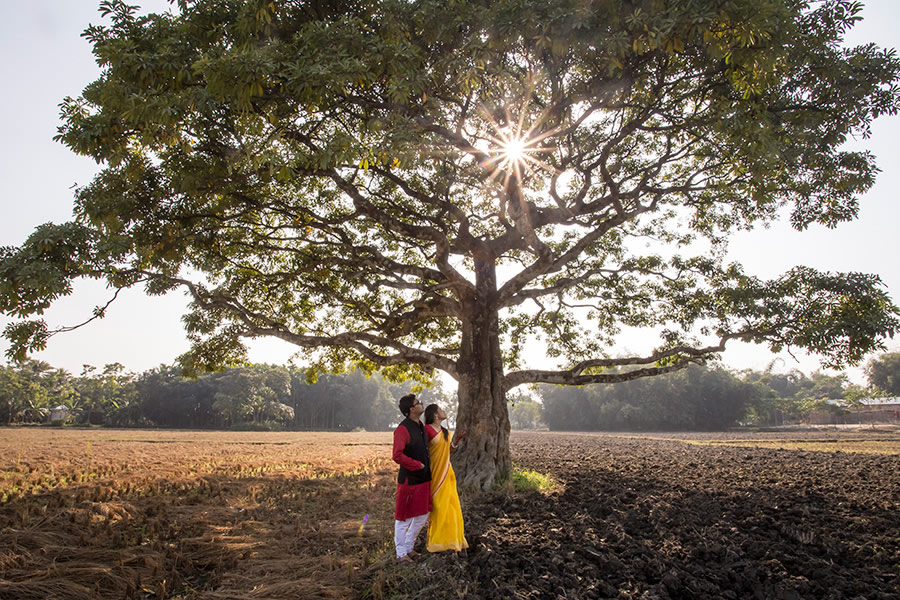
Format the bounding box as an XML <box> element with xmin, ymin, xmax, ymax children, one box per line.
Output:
<box><xmin>452</xmin><ymin>257</ymin><xmax>511</xmax><ymax>491</ymax></box>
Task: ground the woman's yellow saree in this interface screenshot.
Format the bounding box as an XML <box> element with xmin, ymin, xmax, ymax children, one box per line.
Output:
<box><xmin>426</xmin><ymin>426</ymin><xmax>469</xmax><ymax>552</ymax></box>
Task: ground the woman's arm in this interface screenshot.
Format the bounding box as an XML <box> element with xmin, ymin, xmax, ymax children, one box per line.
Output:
<box><xmin>450</xmin><ymin>429</ymin><xmax>467</xmax><ymax>450</ymax></box>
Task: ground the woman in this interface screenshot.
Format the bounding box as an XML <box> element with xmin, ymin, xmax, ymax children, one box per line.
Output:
<box><xmin>423</xmin><ymin>403</ymin><xmax>469</xmax><ymax>553</ymax></box>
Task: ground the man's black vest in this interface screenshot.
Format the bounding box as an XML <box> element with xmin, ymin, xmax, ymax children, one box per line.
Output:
<box><xmin>397</xmin><ymin>417</ymin><xmax>431</xmax><ymax>485</ymax></box>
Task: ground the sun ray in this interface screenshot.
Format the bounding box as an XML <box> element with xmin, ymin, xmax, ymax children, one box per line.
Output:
<box><xmin>478</xmin><ymin>102</ymin><xmax>560</xmax><ymax>189</ymax></box>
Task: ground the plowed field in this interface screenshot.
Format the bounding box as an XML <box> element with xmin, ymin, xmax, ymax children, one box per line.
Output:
<box><xmin>462</xmin><ymin>431</ymin><xmax>900</xmax><ymax>600</ymax></box>
<box><xmin>1</xmin><ymin>429</ymin><xmax>898</xmax><ymax>599</ymax></box>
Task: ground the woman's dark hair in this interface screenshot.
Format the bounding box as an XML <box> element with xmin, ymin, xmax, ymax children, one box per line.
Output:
<box><xmin>424</xmin><ymin>403</ymin><xmax>449</xmax><ymax>441</ymax></box>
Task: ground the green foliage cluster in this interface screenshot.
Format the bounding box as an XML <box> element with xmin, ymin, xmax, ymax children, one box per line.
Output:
<box><xmin>0</xmin><ymin>360</ymin><xmax>128</xmax><ymax>426</ymax></box>
<box><xmin>508</xmin><ymin>395</ymin><xmax>544</xmax><ymax>430</ymax></box>
<box><xmin>740</xmin><ymin>366</ymin><xmax>850</xmax><ymax>425</ymax></box>
<box><xmin>504</xmin><ymin>466</ymin><xmax>556</xmax><ymax>493</ymax></box>
<box><xmin>0</xmin><ymin>361</ymin><xmax>454</xmax><ymax>430</ymax></box>
<box><xmin>865</xmin><ymin>352</ymin><xmax>900</xmax><ymax>396</ymax></box>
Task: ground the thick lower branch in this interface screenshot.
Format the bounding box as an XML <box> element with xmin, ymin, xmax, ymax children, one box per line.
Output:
<box><xmin>144</xmin><ymin>272</ymin><xmax>460</xmax><ymax>377</ymax></box>
<box><xmin>505</xmin><ymin>362</ymin><xmax>691</xmax><ymax>391</ymax></box>
<box><xmin>504</xmin><ymin>340</ymin><xmax>734</xmax><ymax>391</ymax></box>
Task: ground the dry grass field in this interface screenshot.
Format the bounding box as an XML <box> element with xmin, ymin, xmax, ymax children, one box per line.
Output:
<box><xmin>2</xmin><ymin>428</ymin><xmax>899</xmax><ymax>599</ymax></box>
<box><xmin>0</xmin><ymin>429</ymin><xmax>400</xmax><ymax>599</ymax></box>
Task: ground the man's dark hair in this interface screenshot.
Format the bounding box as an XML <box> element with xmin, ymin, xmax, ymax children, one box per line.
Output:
<box><xmin>399</xmin><ymin>393</ymin><xmax>417</xmax><ymax>417</ymax></box>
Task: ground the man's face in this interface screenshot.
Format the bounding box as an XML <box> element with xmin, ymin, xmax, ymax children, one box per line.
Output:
<box><xmin>410</xmin><ymin>398</ymin><xmax>424</xmax><ymax>418</ymax></box>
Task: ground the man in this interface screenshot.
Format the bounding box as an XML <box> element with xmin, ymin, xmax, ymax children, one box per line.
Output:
<box><xmin>392</xmin><ymin>393</ymin><xmax>432</xmax><ymax>562</ymax></box>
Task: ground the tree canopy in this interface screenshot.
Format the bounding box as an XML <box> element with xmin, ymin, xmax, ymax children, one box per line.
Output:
<box><xmin>865</xmin><ymin>351</ymin><xmax>900</xmax><ymax>396</ymax></box>
<box><xmin>2</xmin><ymin>0</ymin><xmax>899</xmax><ymax>487</ymax></box>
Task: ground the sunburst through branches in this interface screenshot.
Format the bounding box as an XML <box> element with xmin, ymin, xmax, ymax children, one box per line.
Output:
<box><xmin>480</xmin><ymin>103</ymin><xmax>559</xmax><ymax>190</ymax></box>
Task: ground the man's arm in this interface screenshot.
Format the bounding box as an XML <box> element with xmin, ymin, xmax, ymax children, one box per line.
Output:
<box><xmin>392</xmin><ymin>426</ymin><xmax>424</xmax><ymax>471</ymax></box>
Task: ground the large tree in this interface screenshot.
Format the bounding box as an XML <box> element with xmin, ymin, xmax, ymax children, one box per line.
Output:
<box><xmin>2</xmin><ymin>0</ymin><xmax>899</xmax><ymax>488</ymax></box>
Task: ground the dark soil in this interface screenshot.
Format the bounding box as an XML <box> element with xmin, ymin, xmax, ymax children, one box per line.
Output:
<box><xmin>421</xmin><ymin>432</ymin><xmax>900</xmax><ymax>600</ymax></box>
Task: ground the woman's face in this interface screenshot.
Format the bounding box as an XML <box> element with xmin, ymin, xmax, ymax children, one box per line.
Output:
<box><xmin>436</xmin><ymin>406</ymin><xmax>447</xmax><ymax>422</ymax></box>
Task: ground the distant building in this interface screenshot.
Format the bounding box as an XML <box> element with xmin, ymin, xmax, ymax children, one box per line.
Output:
<box><xmin>808</xmin><ymin>397</ymin><xmax>900</xmax><ymax>425</ymax></box>
<box><xmin>49</xmin><ymin>405</ymin><xmax>69</xmax><ymax>422</ymax></box>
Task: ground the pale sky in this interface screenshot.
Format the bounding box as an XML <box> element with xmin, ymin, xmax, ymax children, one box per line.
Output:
<box><xmin>2</xmin><ymin>1</ymin><xmax>898</xmax><ymax>383</ymax></box>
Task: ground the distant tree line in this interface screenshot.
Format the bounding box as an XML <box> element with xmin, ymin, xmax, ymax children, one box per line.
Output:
<box><xmin>539</xmin><ymin>365</ymin><xmax>756</xmax><ymax>431</ymax></box>
<box><xmin>0</xmin><ymin>361</ymin><xmax>453</xmax><ymax>430</ymax></box>
<box><xmin>1</xmin><ymin>353</ymin><xmax>897</xmax><ymax>431</ymax></box>
<box><xmin>536</xmin><ymin>354</ymin><xmax>898</xmax><ymax>431</ymax></box>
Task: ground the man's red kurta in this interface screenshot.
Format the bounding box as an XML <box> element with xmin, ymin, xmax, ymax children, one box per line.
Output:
<box><xmin>392</xmin><ymin>424</ymin><xmax>432</xmax><ymax>520</ymax></box>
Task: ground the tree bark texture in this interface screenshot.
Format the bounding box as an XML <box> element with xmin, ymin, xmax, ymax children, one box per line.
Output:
<box><xmin>451</xmin><ymin>258</ymin><xmax>511</xmax><ymax>490</ymax></box>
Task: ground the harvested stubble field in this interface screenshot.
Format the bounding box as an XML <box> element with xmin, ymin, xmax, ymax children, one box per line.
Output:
<box><xmin>1</xmin><ymin>429</ymin><xmax>899</xmax><ymax>599</ymax></box>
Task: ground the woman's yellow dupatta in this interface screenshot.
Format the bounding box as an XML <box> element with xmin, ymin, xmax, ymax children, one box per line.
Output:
<box><xmin>427</xmin><ymin>428</ymin><xmax>468</xmax><ymax>552</ymax></box>
<box><xmin>429</xmin><ymin>429</ymin><xmax>451</xmax><ymax>497</ymax></box>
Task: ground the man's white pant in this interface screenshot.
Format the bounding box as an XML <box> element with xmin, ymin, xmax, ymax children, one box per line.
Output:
<box><xmin>394</xmin><ymin>513</ymin><xmax>429</xmax><ymax>558</ymax></box>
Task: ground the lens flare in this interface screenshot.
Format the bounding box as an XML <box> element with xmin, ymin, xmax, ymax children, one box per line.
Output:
<box><xmin>357</xmin><ymin>514</ymin><xmax>369</xmax><ymax>536</ymax></box>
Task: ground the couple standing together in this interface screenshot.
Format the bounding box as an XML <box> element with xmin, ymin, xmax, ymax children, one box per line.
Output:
<box><xmin>392</xmin><ymin>393</ymin><xmax>469</xmax><ymax>562</ymax></box>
